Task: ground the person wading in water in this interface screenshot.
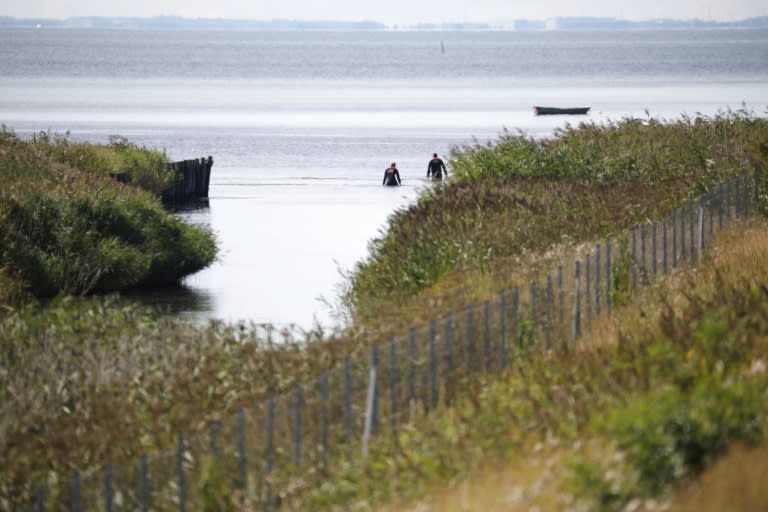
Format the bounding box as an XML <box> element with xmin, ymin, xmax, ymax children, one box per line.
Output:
<box><xmin>427</xmin><ymin>153</ymin><xmax>447</xmax><ymax>180</ymax></box>
<box><xmin>383</xmin><ymin>162</ymin><xmax>402</xmax><ymax>186</ymax></box>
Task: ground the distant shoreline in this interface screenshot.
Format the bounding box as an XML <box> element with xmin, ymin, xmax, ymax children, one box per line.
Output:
<box><xmin>1</xmin><ymin>15</ymin><xmax>767</xmax><ymax>31</ymax></box>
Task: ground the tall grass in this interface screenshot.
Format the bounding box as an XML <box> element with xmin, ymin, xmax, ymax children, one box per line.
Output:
<box><xmin>318</xmin><ymin>222</ymin><xmax>768</xmax><ymax>512</ymax></box>
<box><xmin>343</xmin><ymin>109</ymin><xmax>768</xmax><ymax>338</ymax></box>
<box><xmin>0</xmin><ymin>127</ymin><xmax>216</xmax><ymax>301</ymax></box>
<box><xmin>666</xmin><ymin>443</ymin><xmax>768</xmax><ymax>512</ymax></box>
<box><xmin>2</xmin><ymin>114</ymin><xmax>767</xmax><ymax>509</ymax></box>
<box><xmin>0</xmin><ymin>298</ymin><xmax>355</xmax><ymax>508</ymax></box>
<box><xmin>26</xmin><ymin>130</ymin><xmax>176</xmax><ymax>194</ymax></box>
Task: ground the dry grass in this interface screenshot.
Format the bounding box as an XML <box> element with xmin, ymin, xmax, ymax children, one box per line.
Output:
<box><xmin>3</xmin><ymin>114</ymin><xmax>767</xmax><ymax>509</ymax></box>
<box><xmin>370</xmin><ymin>220</ymin><xmax>768</xmax><ymax>512</ymax></box>
<box><xmin>668</xmin><ymin>443</ymin><xmax>768</xmax><ymax>512</ymax></box>
<box><xmin>379</xmin><ymin>437</ymin><xmax>582</xmax><ymax>512</ymax></box>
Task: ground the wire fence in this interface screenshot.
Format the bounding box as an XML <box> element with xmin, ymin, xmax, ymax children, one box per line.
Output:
<box><xmin>30</xmin><ymin>170</ymin><xmax>762</xmax><ymax>511</ymax></box>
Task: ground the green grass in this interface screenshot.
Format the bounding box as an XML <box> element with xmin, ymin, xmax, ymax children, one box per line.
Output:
<box><xmin>2</xmin><ymin>112</ymin><xmax>768</xmax><ymax>510</ymax></box>
<box><xmin>25</xmin><ymin>130</ymin><xmax>177</xmax><ymax>195</ymax></box>
<box><xmin>0</xmin><ymin>127</ymin><xmax>216</xmax><ymax>301</ymax></box>
<box><xmin>308</xmin><ymin>222</ymin><xmax>768</xmax><ymax>512</ymax></box>
<box><xmin>342</xmin><ymin>109</ymin><xmax>768</xmax><ymax>340</ymax></box>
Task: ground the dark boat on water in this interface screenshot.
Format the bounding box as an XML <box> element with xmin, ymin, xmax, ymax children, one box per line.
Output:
<box><xmin>533</xmin><ymin>106</ymin><xmax>590</xmax><ymax>116</ymax></box>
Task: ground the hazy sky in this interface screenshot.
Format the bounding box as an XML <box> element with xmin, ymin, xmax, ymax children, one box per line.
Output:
<box><xmin>2</xmin><ymin>0</ymin><xmax>766</xmax><ymax>25</ymax></box>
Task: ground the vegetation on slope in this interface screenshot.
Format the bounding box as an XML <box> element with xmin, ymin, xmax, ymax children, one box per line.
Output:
<box><xmin>343</xmin><ymin>109</ymin><xmax>768</xmax><ymax>340</ymax></box>
<box><xmin>2</xmin><ymin>111</ymin><xmax>768</xmax><ymax>509</ymax></box>
<box><xmin>0</xmin><ymin>127</ymin><xmax>216</xmax><ymax>302</ymax></box>
<box><xmin>311</xmin><ymin>222</ymin><xmax>768</xmax><ymax>512</ymax></box>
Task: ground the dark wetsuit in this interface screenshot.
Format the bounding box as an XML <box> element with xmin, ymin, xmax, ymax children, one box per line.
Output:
<box><xmin>383</xmin><ymin>167</ymin><xmax>402</xmax><ymax>186</ymax></box>
<box><xmin>427</xmin><ymin>157</ymin><xmax>447</xmax><ymax>180</ymax></box>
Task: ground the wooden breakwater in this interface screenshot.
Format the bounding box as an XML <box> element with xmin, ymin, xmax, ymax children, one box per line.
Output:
<box><xmin>161</xmin><ymin>156</ymin><xmax>213</xmax><ymax>202</ymax></box>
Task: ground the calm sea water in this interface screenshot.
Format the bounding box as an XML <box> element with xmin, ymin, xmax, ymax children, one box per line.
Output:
<box><xmin>1</xmin><ymin>28</ymin><xmax>767</xmax><ymax>329</ymax></box>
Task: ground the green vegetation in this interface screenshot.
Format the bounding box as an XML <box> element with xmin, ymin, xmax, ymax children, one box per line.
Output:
<box><xmin>0</xmin><ymin>127</ymin><xmax>216</xmax><ymax>301</ymax></box>
<box><xmin>344</xmin><ymin>109</ymin><xmax>768</xmax><ymax>340</ymax></box>
<box><xmin>0</xmin><ymin>297</ymin><xmax>348</xmax><ymax>507</ymax></box>
<box><xmin>314</xmin><ymin>223</ymin><xmax>768</xmax><ymax>512</ymax></box>
<box><xmin>24</xmin><ymin>130</ymin><xmax>177</xmax><ymax>194</ymax></box>
<box><xmin>2</xmin><ymin>110</ymin><xmax>768</xmax><ymax>510</ymax></box>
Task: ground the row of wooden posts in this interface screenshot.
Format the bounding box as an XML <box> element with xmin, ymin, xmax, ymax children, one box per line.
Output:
<box><xmin>161</xmin><ymin>156</ymin><xmax>213</xmax><ymax>202</ymax></box>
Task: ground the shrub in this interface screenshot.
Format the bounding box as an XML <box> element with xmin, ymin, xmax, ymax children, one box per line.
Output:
<box><xmin>0</xmin><ymin>127</ymin><xmax>216</xmax><ymax>299</ymax></box>
<box><xmin>596</xmin><ymin>377</ymin><xmax>767</xmax><ymax>497</ymax></box>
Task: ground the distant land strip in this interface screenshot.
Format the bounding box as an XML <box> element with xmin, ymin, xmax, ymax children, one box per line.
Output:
<box><xmin>1</xmin><ymin>15</ymin><xmax>767</xmax><ymax>31</ymax></box>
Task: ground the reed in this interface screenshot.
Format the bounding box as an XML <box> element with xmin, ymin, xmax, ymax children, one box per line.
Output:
<box><xmin>26</xmin><ymin>130</ymin><xmax>176</xmax><ymax>194</ymax></box>
<box><xmin>0</xmin><ymin>127</ymin><xmax>216</xmax><ymax>301</ymax></box>
<box><xmin>342</xmin><ymin>108</ymin><xmax>768</xmax><ymax>341</ymax></box>
<box><xmin>315</xmin><ymin>222</ymin><xmax>768</xmax><ymax>512</ymax></box>
<box><xmin>2</xmin><ymin>112</ymin><xmax>767</xmax><ymax>509</ymax></box>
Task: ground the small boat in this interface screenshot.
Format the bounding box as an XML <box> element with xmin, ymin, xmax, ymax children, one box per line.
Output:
<box><xmin>533</xmin><ymin>106</ymin><xmax>591</xmax><ymax>116</ymax></box>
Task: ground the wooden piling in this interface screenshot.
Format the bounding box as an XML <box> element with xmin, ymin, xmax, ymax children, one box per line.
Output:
<box><xmin>161</xmin><ymin>156</ymin><xmax>213</xmax><ymax>202</ymax></box>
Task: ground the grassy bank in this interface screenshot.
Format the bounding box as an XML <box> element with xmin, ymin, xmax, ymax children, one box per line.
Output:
<box><xmin>0</xmin><ymin>127</ymin><xmax>216</xmax><ymax>302</ymax></box>
<box><xmin>4</xmin><ymin>217</ymin><xmax>762</xmax><ymax>511</ymax></box>
<box><xmin>343</xmin><ymin>109</ymin><xmax>768</xmax><ymax>341</ymax></box>
<box><xmin>304</xmin><ymin>221</ymin><xmax>768</xmax><ymax>512</ymax></box>
<box><xmin>2</xmin><ymin>111</ymin><xmax>767</xmax><ymax>509</ymax></box>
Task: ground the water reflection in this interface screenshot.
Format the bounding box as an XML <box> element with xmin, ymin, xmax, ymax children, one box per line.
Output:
<box><xmin>121</xmin><ymin>283</ymin><xmax>214</xmax><ymax>320</ymax></box>
<box><xmin>125</xmin><ymin>198</ymin><xmax>215</xmax><ymax>320</ymax></box>
<box><xmin>163</xmin><ymin>197</ymin><xmax>211</xmax><ymax>213</ymax></box>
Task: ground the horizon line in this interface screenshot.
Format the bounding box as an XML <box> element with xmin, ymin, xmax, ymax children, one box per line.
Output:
<box><xmin>2</xmin><ymin>14</ymin><xmax>768</xmax><ymax>25</ymax></box>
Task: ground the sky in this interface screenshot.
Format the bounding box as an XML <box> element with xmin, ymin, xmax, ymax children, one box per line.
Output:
<box><xmin>1</xmin><ymin>0</ymin><xmax>766</xmax><ymax>25</ymax></box>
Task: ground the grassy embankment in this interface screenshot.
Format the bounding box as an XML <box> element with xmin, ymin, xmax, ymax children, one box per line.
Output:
<box><xmin>0</xmin><ymin>128</ymin><xmax>216</xmax><ymax>303</ymax></box>
<box><xmin>343</xmin><ymin>109</ymin><xmax>768</xmax><ymax>341</ymax></box>
<box><xmin>302</xmin><ymin>219</ymin><xmax>768</xmax><ymax>512</ymax></box>
<box><xmin>265</xmin><ymin>109</ymin><xmax>768</xmax><ymax>510</ymax></box>
<box><xmin>0</xmin><ymin>127</ymin><xmax>218</xmax><ymax>502</ymax></box>
<box><xmin>2</xmin><ymin>110</ymin><xmax>768</xmax><ymax>509</ymax></box>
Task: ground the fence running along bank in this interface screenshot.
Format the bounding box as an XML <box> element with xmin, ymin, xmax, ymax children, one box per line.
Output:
<box><xmin>26</xmin><ymin>171</ymin><xmax>762</xmax><ymax>511</ymax></box>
